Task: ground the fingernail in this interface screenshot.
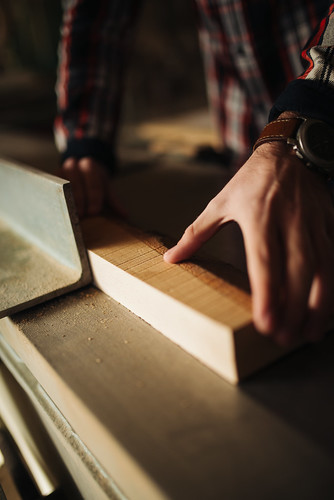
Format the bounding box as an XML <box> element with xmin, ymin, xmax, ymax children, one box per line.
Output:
<box><xmin>163</xmin><ymin>248</ymin><xmax>174</xmax><ymax>262</ymax></box>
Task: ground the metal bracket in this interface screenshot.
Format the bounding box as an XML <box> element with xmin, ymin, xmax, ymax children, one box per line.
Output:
<box><xmin>0</xmin><ymin>158</ymin><xmax>91</xmax><ymax>318</ymax></box>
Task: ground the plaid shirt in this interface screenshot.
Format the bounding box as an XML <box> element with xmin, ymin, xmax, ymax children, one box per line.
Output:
<box><xmin>55</xmin><ymin>0</ymin><xmax>334</xmax><ymax>167</ymax></box>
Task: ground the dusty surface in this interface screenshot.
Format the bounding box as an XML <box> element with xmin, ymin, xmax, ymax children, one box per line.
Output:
<box><xmin>0</xmin><ymin>219</ymin><xmax>79</xmax><ymax>315</ymax></box>
<box><xmin>1</xmin><ymin>286</ymin><xmax>334</xmax><ymax>499</ymax></box>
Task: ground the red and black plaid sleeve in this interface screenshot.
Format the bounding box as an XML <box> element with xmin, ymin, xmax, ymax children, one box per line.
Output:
<box><xmin>55</xmin><ymin>0</ymin><xmax>334</xmax><ymax>166</ymax></box>
<box><xmin>270</xmin><ymin>3</ymin><xmax>334</xmax><ymax>126</ymax></box>
<box><xmin>55</xmin><ymin>0</ymin><xmax>141</xmax><ymax>169</ymax></box>
<box><xmin>195</xmin><ymin>0</ymin><xmax>331</xmax><ymax>159</ymax></box>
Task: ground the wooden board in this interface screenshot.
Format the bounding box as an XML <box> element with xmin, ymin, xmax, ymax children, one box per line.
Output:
<box><xmin>82</xmin><ymin>216</ymin><xmax>293</xmax><ymax>384</ymax></box>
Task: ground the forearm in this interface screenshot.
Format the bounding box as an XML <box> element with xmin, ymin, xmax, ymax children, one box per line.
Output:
<box><xmin>55</xmin><ymin>0</ymin><xmax>141</xmax><ymax>169</ymax></box>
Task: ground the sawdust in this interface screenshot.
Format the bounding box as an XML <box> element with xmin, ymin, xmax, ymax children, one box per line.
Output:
<box><xmin>0</xmin><ymin>219</ymin><xmax>80</xmax><ymax>314</ymax></box>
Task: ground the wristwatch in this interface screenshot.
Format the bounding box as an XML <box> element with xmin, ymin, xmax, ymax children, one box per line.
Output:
<box><xmin>253</xmin><ymin>117</ymin><xmax>334</xmax><ymax>178</ymax></box>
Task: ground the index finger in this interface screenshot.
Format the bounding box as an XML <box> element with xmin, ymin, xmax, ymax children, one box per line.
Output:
<box><xmin>164</xmin><ymin>197</ymin><xmax>231</xmax><ymax>263</ymax></box>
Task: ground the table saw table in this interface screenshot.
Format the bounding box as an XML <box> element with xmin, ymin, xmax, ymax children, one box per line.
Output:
<box><xmin>1</xmin><ymin>283</ymin><xmax>334</xmax><ymax>499</ymax></box>
<box><xmin>1</xmin><ymin>150</ymin><xmax>334</xmax><ymax>499</ymax></box>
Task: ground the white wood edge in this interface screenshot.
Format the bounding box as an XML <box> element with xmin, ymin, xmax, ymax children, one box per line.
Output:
<box><xmin>0</xmin><ymin>320</ymin><xmax>169</xmax><ymax>500</ymax></box>
<box><xmin>88</xmin><ymin>250</ymin><xmax>239</xmax><ymax>384</ymax></box>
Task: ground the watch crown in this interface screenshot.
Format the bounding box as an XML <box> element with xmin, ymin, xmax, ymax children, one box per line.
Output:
<box><xmin>292</xmin><ymin>146</ymin><xmax>303</xmax><ymax>160</ymax></box>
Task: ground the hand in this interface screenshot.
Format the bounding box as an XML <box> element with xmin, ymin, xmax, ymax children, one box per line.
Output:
<box><xmin>57</xmin><ymin>157</ymin><xmax>120</xmax><ymax>218</ymax></box>
<box><xmin>164</xmin><ymin>142</ymin><xmax>334</xmax><ymax>345</ymax></box>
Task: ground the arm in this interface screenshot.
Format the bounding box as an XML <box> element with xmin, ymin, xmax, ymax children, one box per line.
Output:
<box><xmin>55</xmin><ymin>0</ymin><xmax>141</xmax><ymax>216</ymax></box>
<box><xmin>165</xmin><ymin>5</ymin><xmax>334</xmax><ymax>345</ymax></box>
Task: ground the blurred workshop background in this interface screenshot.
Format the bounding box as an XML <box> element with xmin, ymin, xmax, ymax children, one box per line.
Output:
<box><xmin>0</xmin><ymin>0</ymin><xmax>217</xmax><ymax>172</ymax></box>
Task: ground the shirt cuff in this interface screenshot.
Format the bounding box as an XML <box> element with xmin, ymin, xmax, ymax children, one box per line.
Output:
<box><xmin>61</xmin><ymin>138</ymin><xmax>117</xmax><ymax>172</ymax></box>
<box><xmin>269</xmin><ymin>79</ymin><xmax>334</xmax><ymax>127</ymax></box>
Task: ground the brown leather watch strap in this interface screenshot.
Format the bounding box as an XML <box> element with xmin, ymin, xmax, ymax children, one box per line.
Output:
<box><xmin>253</xmin><ymin>117</ymin><xmax>304</xmax><ymax>151</ymax></box>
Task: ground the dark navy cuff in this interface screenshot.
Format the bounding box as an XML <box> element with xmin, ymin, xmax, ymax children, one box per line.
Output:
<box><xmin>61</xmin><ymin>138</ymin><xmax>117</xmax><ymax>172</ymax></box>
<box><xmin>269</xmin><ymin>80</ymin><xmax>334</xmax><ymax>127</ymax></box>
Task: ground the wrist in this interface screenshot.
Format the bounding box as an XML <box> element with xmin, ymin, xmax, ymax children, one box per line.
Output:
<box><xmin>253</xmin><ymin>115</ymin><xmax>334</xmax><ymax>179</ymax></box>
<box><xmin>254</xmin><ymin>111</ymin><xmax>301</xmax><ymax>158</ymax></box>
<box><xmin>277</xmin><ymin>111</ymin><xmax>301</xmax><ymax>120</ymax></box>
<box><xmin>252</xmin><ymin>138</ymin><xmax>296</xmax><ymax>163</ymax></box>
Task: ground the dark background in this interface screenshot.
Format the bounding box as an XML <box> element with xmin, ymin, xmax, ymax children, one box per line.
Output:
<box><xmin>0</xmin><ymin>0</ymin><xmax>207</xmax><ymax>135</ymax></box>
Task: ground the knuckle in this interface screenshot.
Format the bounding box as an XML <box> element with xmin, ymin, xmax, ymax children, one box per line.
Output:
<box><xmin>206</xmin><ymin>194</ymin><xmax>227</xmax><ymax>218</ymax></box>
<box><xmin>183</xmin><ymin>222</ymin><xmax>205</xmax><ymax>246</ymax></box>
<box><xmin>184</xmin><ymin>223</ymin><xmax>199</xmax><ymax>241</ymax></box>
<box><xmin>63</xmin><ymin>158</ymin><xmax>77</xmax><ymax>170</ymax></box>
<box><xmin>78</xmin><ymin>157</ymin><xmax>94</xmax><ymax>171</ymax></box>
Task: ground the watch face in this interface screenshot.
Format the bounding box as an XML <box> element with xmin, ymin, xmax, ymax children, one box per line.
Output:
<box><xmin>297</xmin><ymin>119</ymin><xmax>334</xmax><ymax>174</ymax></box>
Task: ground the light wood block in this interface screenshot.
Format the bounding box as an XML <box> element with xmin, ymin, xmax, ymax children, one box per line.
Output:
<box><xmin>82</xmin><ymin>216</ymin><xmax>293</xmax><ymax>384</ymax></box>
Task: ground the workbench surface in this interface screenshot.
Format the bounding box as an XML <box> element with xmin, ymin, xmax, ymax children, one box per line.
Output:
<box><xmin>1</xmin><ymin>118</ymin><xmax>334</xmax><ymax>499</ymax></box>
<box><xmin>1</xmin><ymin>284</ymin><xmax>334</xmax><ymax>500</ymax></box>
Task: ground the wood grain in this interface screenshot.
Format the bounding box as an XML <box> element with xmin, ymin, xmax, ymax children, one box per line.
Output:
<box><xmin>82</xmin><ymin>216</ymin><xmax>292</xmax><ymax>383</ymax></box>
